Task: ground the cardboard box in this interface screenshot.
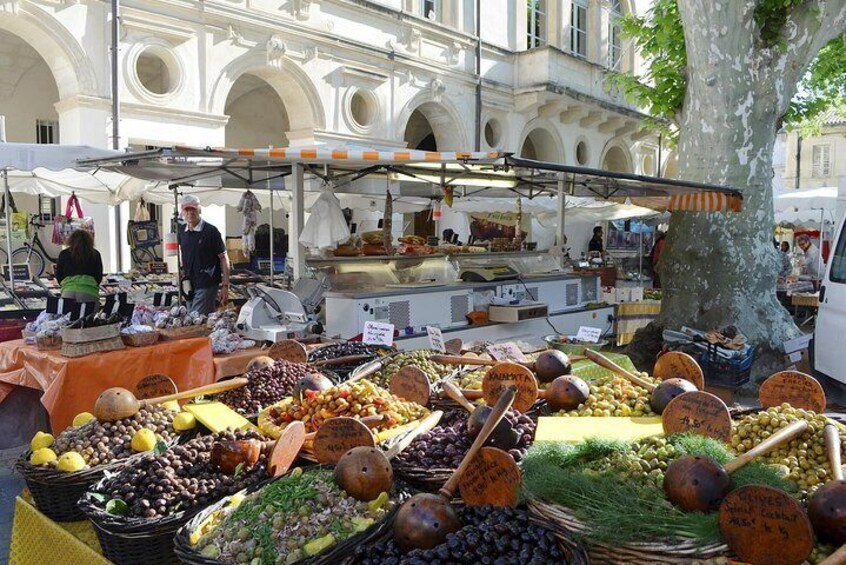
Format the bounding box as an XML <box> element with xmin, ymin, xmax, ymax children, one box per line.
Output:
<box><xmin>783</xmin><ymin>333</ymin><xmax>813</xmax><ymax>374</ymax></box>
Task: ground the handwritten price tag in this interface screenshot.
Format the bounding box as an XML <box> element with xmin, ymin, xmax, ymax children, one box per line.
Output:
<box><xmin>576</xmin><ymin>326</ymin><xmax>603</xmax><ymax>343</ymax></box>
<box><xmin>363</xmin><ymin>321</ymin><xmax>395</xmax><ymax>347</ymax></box>
<box><xmin>486</xmin><ymin>342</ymin><xmax>528</xmax><ymax>362</ymax></box>
<box><xmin>426</xmin><ymin>326</ymin><xmax>446</xmax><ymax>353</ymax></box>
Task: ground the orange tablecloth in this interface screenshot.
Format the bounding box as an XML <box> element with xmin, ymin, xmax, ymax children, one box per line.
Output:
<box><xmin>0</xmin><ymin>338</ymin><xmax>214</xmax><ymax>433</ymax></box>
<box><xmin>213</xmin><ymin>347</ymin><xmax>266</xmax><ymax>380</ymax></box>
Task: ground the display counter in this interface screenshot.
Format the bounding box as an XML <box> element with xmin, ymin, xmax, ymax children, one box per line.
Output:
<box><xmin>309</xmin><ymin>251</ymin><xmax>613</xmax><ymax>347</ymax></box>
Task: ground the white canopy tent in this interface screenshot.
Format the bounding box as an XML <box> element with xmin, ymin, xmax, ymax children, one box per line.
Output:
<box><xmin>774</xmin><ymin>186</ymin><xmax>839</xmax><ymax>226</ymax></box>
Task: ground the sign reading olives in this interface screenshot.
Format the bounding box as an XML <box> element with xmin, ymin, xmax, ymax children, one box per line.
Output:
<box><xmin>458</xmin><ymin>447</ymin><xmax>522</xmax><ymax>507</ymax></box>
<box><xmin>482</xmin><ymin>362</ymin><xmax>538</xmax><ymax>412</ymax></box>
<box><xmin>759</xmin><ymin>371</ymin><xmax>826</xmax><ymax>413</ymax></box>
<box><xmin>312</xmin><ymin>417</ymin><xmax>376</xmax><ymax>464</ymax></box>
<box><xmin>661</xmin><ymin>391</ymin><xmax>732</xmax><ymax>442</ymax></box>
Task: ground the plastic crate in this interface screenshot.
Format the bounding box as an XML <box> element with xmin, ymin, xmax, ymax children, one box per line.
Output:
<box><xmin>699</xmin><ymin>343</ymin><xmax>753</xmax><ymax>388</ymax></box>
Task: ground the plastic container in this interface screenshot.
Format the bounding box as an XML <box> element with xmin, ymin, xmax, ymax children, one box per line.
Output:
<box><xmin>544</xmin><ymin>335</ymin><xmax>609</xmax><ymax>356</ymax></box>
<box><xmin>699</xmin><ymin>343</ymin><xmax>753</xmax><ymax>388</ymax></box>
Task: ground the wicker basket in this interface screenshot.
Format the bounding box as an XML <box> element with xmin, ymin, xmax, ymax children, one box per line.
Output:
<box><xmin>36</xmin><ymin>334</ymin><xmax>63</xmax><ymax>351</ymax></box>
<box><xmin>527</xmin><ymin>498</ymin><xmax>732</xmax><ymax>564</ymax></box>
<box><xmin>62</xmin><ymin>323</ymin><xmax>121</xmax><ymax>344</ymax></box>
<box><xmin>62</xmin><ymin>335</ymin><xmax>125</xmax><ymax>358</ymax></box>
<box><xmin>173</xmin><ymin>466</ymin><xmax>413</xmax><ymax>565</ymax></box>
<box><xmin>159</xmin><ymin>325</ymin><xmax>211</xmax><ymax>341</ymax></box>
<box><xmin>120</xmin><ymin>331</ymin><xmax>160</xmax><ymax>347</ymax></box>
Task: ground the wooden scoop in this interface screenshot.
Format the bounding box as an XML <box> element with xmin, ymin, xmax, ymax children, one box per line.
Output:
<box><xmin>473</xmin><ymin>362</ymin><xmax>590</xmax><ymax>413</ymax></box>
<box><xmin>310</xmin><ymin>354</ymin><xmax>374</xmax><ymax>368</ymax></box>
<box><xmin>820</xmin><ymin>544</ymin><xmax>846</xmax><ymax>565</ymax></box>
<box><xmin>392</xmin><ymin>386</ymin><xmax>516</xmax><ymax>551</ymax></box>
<box><xmin>442</xmin><ymin>380</ymin><xmax>518</xmax><ymax>449</ymax></box>
<box><xmin>808</xmin><ymin>423</ymin><xmax>846</xmax><ymax>544</ymax></box>
<box><xmin>94</xmin><ymin>378</ymin><xmax>248</xmax><ymax>422</ymax></box>
<box><xmin>719</xmin><ymin>484</ymin><xmax>814</xmax><ymax>565</ymax></box>
<box><xmin>346</xmin><ymin>356</ymin><xmax>388</xmax><ymax>383</ymax></box>
<box><xmin>134</xmin><ymin>374</ymin><xmax>177</xmax><ymax>400</ymax></box>
<box><xmin>584</xmin><ymin>349</ymin><xmax>696</xmax><ymax>414</ymax></box>
<box><xmin>759</xmin><ymin>370</ymin><xmax>826</xmax><ymax>413</ymax></box>
<box><xmin>663</xmin><ymin>420</ymin><xmax>808</xmax><ymax>512</ymax></box>
<box><xmin>268</xmin><ymin>339</ymin><xmax>308</xmax><ymax>364</ymax></box>
<box><xmin>334</xmin><ymin>411</ymin><xmax>444</xmax><ymax>502</ymax></box>
<box><xmin>661</xmin><ymin>391</ymin><xmax>732</xmax><ymax>442</ymax></box>
<box><xmin>389</xmin><ymin>366</ymin><xmax>432</xmax><ymax>406</ymax></box>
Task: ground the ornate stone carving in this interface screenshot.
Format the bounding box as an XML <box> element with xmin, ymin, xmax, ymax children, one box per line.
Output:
<box><xmin>293</xmin><ymin>0</ymin><xmax>312</xmax><ymax>21</ymax></box>
<box><xmin>446</xmin><ymin>41</ymin><xmax>461</xmax><ymax>65</ymax></box>
<box><xmin>398</xmin><ymin>26</ymin><xmax>421</xmax><ymax>51</ymax></box>
<box><xmin>430</xmin><ymin>78</ymin><xmax>445</xmax><ymax>102</ymax></box>
<box><xmin>267</xmin><ymin>35</ymin><xmax>287</xmax><ymax>67</ymax></box>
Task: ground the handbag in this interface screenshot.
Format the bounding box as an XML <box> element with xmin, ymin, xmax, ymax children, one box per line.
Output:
<box><xmin>51</xmin><ymin>193</ymin><xmax>95</xmax><ymax>245</ymax></box>
<box><xmin>127</xmin><ymin>220</ymin><xmax>161</xmax><ymax>249</ymax></box>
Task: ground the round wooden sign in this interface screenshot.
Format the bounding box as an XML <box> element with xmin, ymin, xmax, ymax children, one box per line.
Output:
<box><xmin>134</xmin><ymin>374</ymin><xmax>177</xmax><ymax>400</ymax></box>
<box><xmin>719</xmin><ymin>485</ymin><xmax>814</xmax><ymax>565</ymax></box>
<box><xmin>444</xmin><ymin>339</ymin><xmax>463</xmax><ymax>355</ymax></box>
<box><xmin>654</xmin><ymin>351</ymin><xmax>704</xmax><ymax>390</ymax></box>
<box><xmin>482</xmin><ymin>362</ymin><xmax>538</xmax><ymax>413</ymax></box>
<box><xmin>312</xmin><ymin>417</ymin><xmax>376</xmax><ymax>464</ymax></box>
<box><xmin>268</xmin><ymin>340</ymin><xmax>308</xmax><ymax>364</ymax></box>
<box><xmin>389</xmin><ymin>366</ymin><xmax>431</xmax><ymax>406</ymax></box>
<box><xmin>458</xmin><ymin>447</ymin><xmax>522</xmax><ymax>507</ymax></box>
<box><xmin>662</xmin><ymin>391</ymin><xmax>732</xmax><ymax>442</ymax></box>
<box><xmin>759</xmin><ymin>371</ymin><xmax>826</xmax><ymax>413</ymax></box>
<box><xmin>269</xmin><ymin>421</ymin><xmax>305</xmax><ymax>477</ymax></box>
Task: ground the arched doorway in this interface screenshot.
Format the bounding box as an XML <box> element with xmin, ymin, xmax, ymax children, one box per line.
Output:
<box><xmin>520</xmin><ymin>127</ymin><xmax>561</xmax><ymax>162</ymax></box>
<box><xmin>601</xmin><ymin>145</ymin><xmax>630</xmax><ymax>172</ymax></box>
<box><xmin>405</xmin><ymin>108</ymin><xmax>437</xmax><ymax>151</ymax></box>
<box><xmin>225</xmin><ymin>74</ymin><xmax>289</xmax><ymax>148</ymax></box>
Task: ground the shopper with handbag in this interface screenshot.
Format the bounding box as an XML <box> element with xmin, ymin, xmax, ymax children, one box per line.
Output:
<box><xmin>179</xmin><ymin>195</ymin><xmax>230</xmax><ymax>314</ymax></box>
<box><xmin>55</xmin><ymin>230</ymin><xmax>103</xmax><ymax>307</ymax></box>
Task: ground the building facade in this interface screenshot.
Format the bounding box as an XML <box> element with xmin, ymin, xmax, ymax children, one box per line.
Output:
<box><xmin>0</xmin><ymin>0</ymin><xmax>658</xmax><ymax>270</ymax></box>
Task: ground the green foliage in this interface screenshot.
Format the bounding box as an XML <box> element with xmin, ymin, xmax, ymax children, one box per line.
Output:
<box><xmin>609</xmin><ymin>0</ymin><xmax>845</xmax><ymax>133</ymax></box>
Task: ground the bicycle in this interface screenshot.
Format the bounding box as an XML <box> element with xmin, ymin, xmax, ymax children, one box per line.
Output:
<box><xmin>0</xmin><ymin>215</ymin><xmax>57</xmax><ymax>278</ymax></box>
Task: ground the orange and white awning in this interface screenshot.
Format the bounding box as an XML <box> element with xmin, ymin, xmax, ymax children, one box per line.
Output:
<box><xmin>667</xmin><ymin>192</ymin><xmax>743</xmax><ymax>213</ymax></box>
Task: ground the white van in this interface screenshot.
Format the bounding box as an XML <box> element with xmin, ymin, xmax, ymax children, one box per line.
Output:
<box><xmin>813</xmin><ymin>214</ymin><xmax>846</xmax><ymax>383</ymax></box>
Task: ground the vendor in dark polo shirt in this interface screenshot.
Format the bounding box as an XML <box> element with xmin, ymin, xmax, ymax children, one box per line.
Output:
<box><xmin>179</xmin><ymin>195</ymin><xmax>229</xmax><ymax>314</ymax></box>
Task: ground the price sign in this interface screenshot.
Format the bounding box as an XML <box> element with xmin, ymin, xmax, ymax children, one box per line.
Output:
<box><xmin>759</xmin><ymin>371</ymin><xmax>826</xmax><ymax>413</ymax></box>
<box><xmin>482</xmin><ymin>362</ymin><xmax>538</xmax><ymax>412</ymax></box>
<box><xmin>459</xmin><ymin>447</ymin><xmax>522</xmax><ymax>507</ymax></box>
<box><xmin>662</xmin><ymin>391</ymin><xmax>732</xmax><ymax>442</ymax></box>
<box><xmin>363</xmin><ymin>321</ymin><xmax>394</xmax><ymax>347</ymax></box>
<box><xmin>486</xmin><ymin>342</ymin><xmax>528</xmax><ymax>362</ymax></box>
<box><xmin>426</xmin><ymin>326</ymin><xmax>446</xmax><ymax>353</ymax></box>
<box><xmin>2</xmin><ymin>263</ymin><xmax>31</xmax><ymax>282</ymax></box>
<box><xmin>147</xmin><ymin>261</ymin><xmax>168</xmax><ymax>275</ymax></box>
<box><xmin>312</xmin><ymin>418</ymin><xmax>376</xmax><ymax>464</ymax></box>
<box><xmin>576</xmin><ymin>326</ymin><xmax>603</xmax><ymax>343</ymax></box>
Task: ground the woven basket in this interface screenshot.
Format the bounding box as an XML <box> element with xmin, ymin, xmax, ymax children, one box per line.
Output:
<box><xmin>62</xmin><ymin>335</ymin><xmax>125</xmax><ymax>358</ymax></box>
<box><xmin>120</xmin><ymin>331</ymin><xmax>160</xmax><ymax>347</ymax></box>
<box><xmin>173</xmin><ymin>466</ymin><xmax>413</xmax><ymax>565</ymax></box>
<box><xmin>159</xmin><ymin>325</ymin><xmax>211</xmax><ymax>341</ymax></box>
<box><xmin>527</xmin><ymin>498</ymin><xmax>732</xmax><ymax>564</ymax></box>
<box><xmin>36</xmin><ymin>334</ymin><xmax>63</xmax><ymax>351</ymax></box>
<box><xmin>62</xmin><ymin>323</ymin><xmax>121</xmax><ymax>344</ymax></box>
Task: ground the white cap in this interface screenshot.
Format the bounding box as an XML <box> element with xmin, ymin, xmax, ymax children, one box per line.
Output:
<box><xmin>180</xmin><ymin>194</ymin><xmax>200</xmax><ymax>211</ymax></box>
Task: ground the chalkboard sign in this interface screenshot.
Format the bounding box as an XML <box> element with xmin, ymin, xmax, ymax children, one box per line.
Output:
<box><xmin>147</xmin><ymin>261</ymin><xmax>168</xmax><ymax>275</ymax></box>
<box><xmin>2</xmin><ymin>263</ymin><xmax>30</xmax><ymax>282</ymax></box>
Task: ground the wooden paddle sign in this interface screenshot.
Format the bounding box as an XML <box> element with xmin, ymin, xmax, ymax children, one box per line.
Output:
<box><xmin>269</xmin><ymin>421</ymin><xmax>306</xmax><ymax>476</ymax></box>
<box><xmin>134</xmin><ymin>374</ymin><xmax>178</xmax><ymax>400</ymax></box>
<box><xmin>719</xmin><ymin>484</ymin><xmax>814</xmax><ymax>565</ymax></box>
<box><xmin>268</xmin><ymin>339</ymin><xmax>308</xmax><ymax>364</ymax></box>
<box><xmin>654</xmin><ymin>351</ymin><xmax>705</xmax><ymax>391</ymax></box>
<box><xmin>482</xmin><ymin>362</ymin><xmax>538</xmax><ymax>413</ymax></box>
<box><xmin>759</xmin><ymin>371</ymin><xmax>826</xmax><ymax>413</ymax></box>
<box><xmin>458</xmin><ymin>447</ymin><xmax>522</xmax><ymax>507</ymax></box>
<box><xmin>390</xmin><ymin>366</ymin><xmax>432</xmax><ymax>406</ymax></box>
<box><xmin>312</xmin><ymin>417</ymin><xmax>376</xmax><ymax>464</ymax></box>
<box><xmin>444</xmin><ymin>339</ymin><xmax>463</xmax><ymax>355</ymax></box>
<box><xmin>662</xmin><ymin>391</ymin><xmax>732</xmax><ymax>442</ymax></box>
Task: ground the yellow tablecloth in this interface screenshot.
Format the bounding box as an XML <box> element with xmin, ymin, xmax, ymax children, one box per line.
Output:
<box><xmin>9</xmin><ymin>496</ymin><xmax>110</xmax><ymax>565</ymax></box>
<box><xmin>615</xmin><ymin>300</ymin><xmax>662</xmax><ymax>346</ymax></box>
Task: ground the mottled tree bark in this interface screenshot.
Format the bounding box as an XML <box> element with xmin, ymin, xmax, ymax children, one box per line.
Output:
<box><xmin>653</xmin><ymin>0</ymin><xmax>846</xmax><ymax>378</ymax></box>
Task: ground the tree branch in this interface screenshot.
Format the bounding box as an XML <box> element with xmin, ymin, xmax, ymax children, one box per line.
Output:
<box><xmin>781</xmin><ymin>0</ymin><xmax>846</xmax><ymax>85</ymax></box>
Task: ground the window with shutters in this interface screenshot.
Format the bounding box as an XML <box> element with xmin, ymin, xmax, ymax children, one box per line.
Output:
<box><xmin>36</xmin><ymin>120</ymin><xmax>58</xmax><ymax>144</ymax></box>
<box><xmin>527</xmin><ymin>0</ymin><xmax>546</xmax><ymax>48</ymax></box>
<box><xmin>812</xmin><ymin>145</ymin><xmax>832</xmax><ymax>177</ymax></box>
<box><xmin>570</xmin><ymin>0</ymin><xmax>588</xmax><ymax>58</ymax></box>
<box><xmin>420</xmin><ymin>0</ymin><xmax>441</xmax><ymax>21</ymax></box>
<box><xmin>608</xmin><ymin>0</ymin><xmax>623</xmax><ymax>70</ymax></box>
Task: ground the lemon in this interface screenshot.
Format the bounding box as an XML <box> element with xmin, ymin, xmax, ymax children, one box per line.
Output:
<box><xmin>30</xmin><ymin>431</ymin><xmax>54</xmax><ymax>451</ymax></box>
<box><xmin>173</xmin><ymin>412</ymin><xmax>196</xmax><ymax>431</ymax></box>
<box><xmin>57</xmin><ymin>452</ymin><xmax>86</xmax><ymax>472</ymax></box>
<box><xmin>131</xmin><ymin>428</ymin><xmax>158</xmax><ymax>452</ymax></box>
<box><xmin>161</xmin><ymin>400</ymin><xmax>181</xmax><ymax>412</ymax></box>
<box><xmin>72</xmin><ymin>412</ymin><xmax>95</xmax><ymax>427</ymax></box>
<box><xmin>30</xmin><ymin>448</ymin><xmax>57</xmax><ymax>466</ymax></box>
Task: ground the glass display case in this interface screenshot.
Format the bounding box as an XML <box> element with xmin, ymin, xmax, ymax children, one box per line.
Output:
<box><xmin>306</xmin><ymin>255</ymin><xmax>458</xmax><ymax>293</ymax></box>
<box><xmin>449</xmin><ymin>251</ymin><xmax>567</xmax><ymax>278</ymax></box>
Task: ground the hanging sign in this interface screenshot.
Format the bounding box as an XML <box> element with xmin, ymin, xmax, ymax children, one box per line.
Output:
<box><xmin>148</xmin><ymin>261</ymin><xmax>168</xmax><ymax>275</ymax></box>
<box><xmin>2</xmin><ymin>264</ymin><xmax>30</xmax><ymax>282</ymax></box>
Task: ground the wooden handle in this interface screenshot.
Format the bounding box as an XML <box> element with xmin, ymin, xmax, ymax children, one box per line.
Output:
<box><xmin>438</xmin><ymin>386</ymin><xmax>515</xmax><ymax>500</ymax></box>
<box><xmin>724</xmin><ymin>420</ymin><xmax>808</xmax><ymax>474</ymax></box>
<box><xmin>825</xmin><ymin>423</ymin><xmax>844</xmax><ymax>481</ymax></box>
<box><xmin>385</xmin><ymin>411</ymin><xmax>443</xmax><ymax>459</ymax></box>
<box><xmin>311</xmin><ymin>354</ymin><xmax>373</xmax><ymax>367</ymax></box>
<box><xmin>583</xmin><ymin>349</ymin><xmax>655</xmax><ymax>391</ymax></box>
<box><xmin>819</xmin><ymin>544</ymin><xmax>846</xmax><ymax>565</ymax></box>
<box><xmin>346</xmin><ymin>358</ymin><xmax>385</xmax><ymax>383</ymax></box>
<box><xmin>441</xmin><ymin>381</ymin><xmax>477</xmax><ymax>413</ymax></box>
<box><xmin>144</xmin><ymin>377</ymin><xmax>248</xmax><ymax>405</ymax></box>
<box><xmin>462</xmin><ymin>389</ymin><xmax>484</xmax><ymax>401</ymax></box>
<box><xmin>431</xmin><ymin>355</ymin><xmax>496</xmax><ymax>367</ymax></box>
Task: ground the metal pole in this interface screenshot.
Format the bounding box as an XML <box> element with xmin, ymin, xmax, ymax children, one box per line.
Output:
<box><xmin>173</xmin><ymin>185</ymin><xmax>182</xmax><ymax>307</ymax></box>
<box><xmin>638</xmin><ymin>225</ymin><xmax>643</xmax><ymax>285</ymax></box>
<box><xmin>474</xmin><ymin>0</ymin><xmax>482</xmax><ymax>151</ymax></box>
<box><xmin>111</xmin><ymin>0</ymin><xmax>123</xmax><ymax>272</ymax></box>
<box><xmin>291</xmin><ymin>163</ymin><xmax>305</xmax><ymax>281</ymax></box>
<box><xmin>268</xmin><ymin>162</ymin><xmax>274</xmax><ymax>285</ymax></box>
<box><xmin>3</xmin><ymin>170</ymin><xmax>14</xmax><ymax>291</ymax></box>
<box><xmin>818</xmin><ymin>207</ymin><xmax>824</xmax><ymax>281</ymax></box>
<box><xmin>556</xmin><ymin>173</ymin><xmax>565</xmax><ymax>264</ymax></box>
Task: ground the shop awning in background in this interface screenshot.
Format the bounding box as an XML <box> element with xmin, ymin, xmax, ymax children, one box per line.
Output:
<box><xmin>0</xmin><ymin>144</ymin><xmax>120</xmax><ymax>171</ymax></box>
<box><xmin>774</xmin><ymin>187</ymin><xmax>839</xmax><ymax>225</ymax></box>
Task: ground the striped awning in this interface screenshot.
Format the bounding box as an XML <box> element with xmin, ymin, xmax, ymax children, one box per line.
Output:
<box><xmin>668</xmin><ymin>192</ymin><xmax>743</xmax><ymax>213</ymax></box>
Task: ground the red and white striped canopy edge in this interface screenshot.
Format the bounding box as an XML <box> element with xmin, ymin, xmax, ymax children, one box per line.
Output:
<box><xmin>668</xmin><ymin>192</ymin><xmax>743</xmax><ymax>213</ymax></box>
<box><xmin>186</xmin><ymin>146</ymin><xmax>503</xmax><ymax>163</ymax></box>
